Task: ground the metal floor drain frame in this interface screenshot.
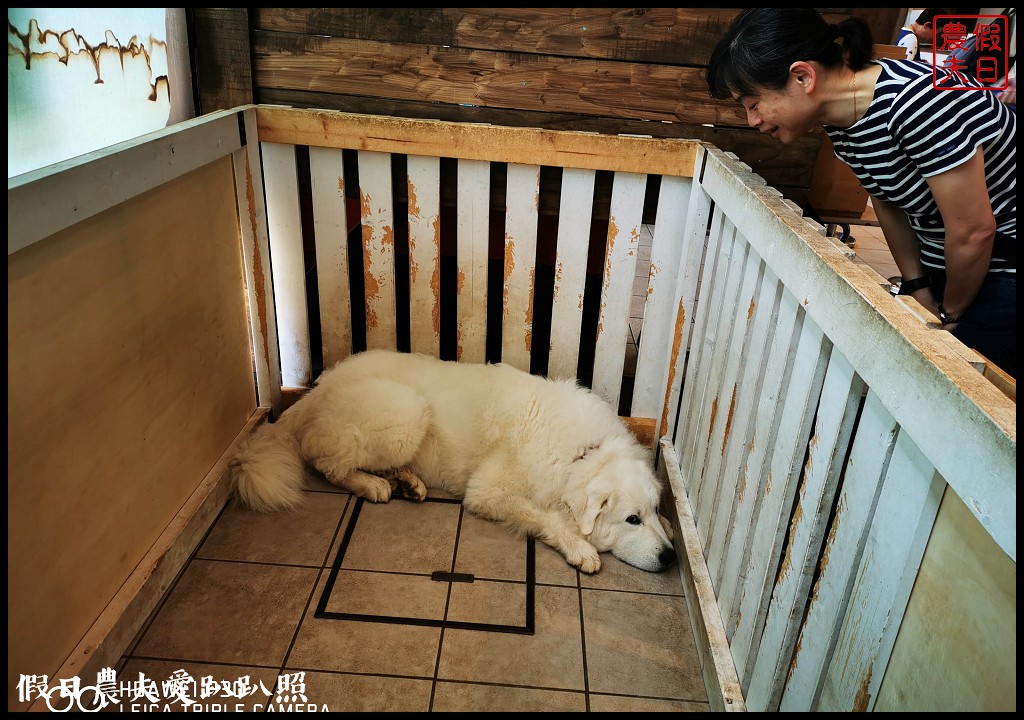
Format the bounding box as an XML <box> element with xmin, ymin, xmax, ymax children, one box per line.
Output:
<box><xmin>315</xmin><ymin>496</ymin><xmax>536</xmax><ymax>635</ymax></box>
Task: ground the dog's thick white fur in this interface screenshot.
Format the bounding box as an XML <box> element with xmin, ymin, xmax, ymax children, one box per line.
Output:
<box><xmin>232</xmin><ymin>350</ymin><xmax>676</xmax><ymax>574</ymax></box>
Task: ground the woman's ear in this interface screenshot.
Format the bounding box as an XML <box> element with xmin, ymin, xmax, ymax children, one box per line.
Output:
<box><xmin>789</xmin><ymin>61</ymin><xmax>817</xmax><ymax>93</ymax></box>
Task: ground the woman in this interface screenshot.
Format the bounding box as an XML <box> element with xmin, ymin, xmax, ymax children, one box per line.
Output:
<box><xmin>707</xmin><ymin>9</ymin><xmax>1017</xmax><ymax>378</ymax></box>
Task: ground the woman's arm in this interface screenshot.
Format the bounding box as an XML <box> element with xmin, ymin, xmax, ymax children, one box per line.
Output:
<box><xmin>925</xmin><ymin>149</ymin><xmax>996</xmax><ymax>322</ymax></box>
<box><xmin>872</xmin><ymin>197</ymin><xmax>939</xmax><ymax>316</ymax></box>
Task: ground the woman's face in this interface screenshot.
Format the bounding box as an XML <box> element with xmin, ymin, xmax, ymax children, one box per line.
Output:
<box><xmin>737</xmin><ymin>74</ymin><xmax>817</xmax><ymax>145</ymax></box>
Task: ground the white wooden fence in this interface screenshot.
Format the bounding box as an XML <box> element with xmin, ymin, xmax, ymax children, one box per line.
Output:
<box><xmin>250</xmin><ymin>108</ymin><xmax>1015</xmax><ymax>712</ymax></box>
<box><xmin>658</xmin><ymin>147</ymin><xmax>1015</xmax><ymax>711</ymax></box>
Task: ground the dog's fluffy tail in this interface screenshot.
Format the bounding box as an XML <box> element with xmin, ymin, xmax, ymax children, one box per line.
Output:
<box><xmin>231</xmin><ymin>421</ymin><xmax>306</xmax><ymax>512</ymax></box>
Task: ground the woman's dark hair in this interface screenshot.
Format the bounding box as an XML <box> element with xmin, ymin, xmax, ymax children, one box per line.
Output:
<box><xmin>915</xmin><ymin>8</ymin><xmax>945</xmax><ymax>27</ymax></box>
<box><xmin>706</xmin><ymin>9</ymin><xmax>874</xmax><ymax>100</ymax></box>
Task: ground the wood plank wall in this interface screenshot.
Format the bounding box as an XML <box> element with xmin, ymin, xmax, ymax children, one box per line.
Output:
<box><xmin>191</xmin><ymin>8</ymin><xmax>904</xmax><ymax>198</ymax></box>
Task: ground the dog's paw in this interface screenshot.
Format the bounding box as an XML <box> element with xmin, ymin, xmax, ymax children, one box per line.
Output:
<box><xmin>575</xmin><ymin>551</ymin><xmax>602</xmax><ymax>575</ymax></box>
<box><xmin>389</xmin><ymin>468</ymin><xmax>428</xmax><ymax>502</ymax></box>
<box><xmin>347</xmin><ymin>471</ymin><xmax>393</xmax><ymax>503</ymax></box>
<box><xmin>567</xmin><ymin>544</ymin><xmax>602</xmax><ymax>574</ymax></box>
<box><xmin>364</xmin><ymin>483</ymin><xmax>393</xmax><ymax>503</ymax></box>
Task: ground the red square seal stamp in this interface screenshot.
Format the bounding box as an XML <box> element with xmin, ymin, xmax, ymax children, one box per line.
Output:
<box><xmin>932</xmin><ymin>14</ymin><xmax>1011</xmax><ymax>89</ymax></box>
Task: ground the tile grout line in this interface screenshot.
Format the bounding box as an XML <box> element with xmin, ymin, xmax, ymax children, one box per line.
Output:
<box><xmin>576</xmin><ymin>568</ymin><xmax>591</xmax><ymax>711</ymax></box>
<box><xmin>272</xmin><ymin>492</ymin><xmax>354</xmax><ymax>710</ymax></box>
<box><xmin>122</xmin><ymin>498</ymin><xmax>237</xmax><ymax>665</ymax></box>
<box><xmin>428</xmin><ymin>503</ymin><xmax>466</xmax><ymax>711</ymax></box>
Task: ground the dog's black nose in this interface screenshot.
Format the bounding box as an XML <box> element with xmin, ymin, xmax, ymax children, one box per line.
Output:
<box><xmin>658</xmin><ymin>547</ymin><xmax>677</xmax><ymax>568</ymax></box>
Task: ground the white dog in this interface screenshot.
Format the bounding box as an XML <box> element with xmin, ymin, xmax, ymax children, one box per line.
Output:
<box><xmin>231</xmin><ymin>350</ymin><xmax>676</xmax><ymax>574</ymax></box>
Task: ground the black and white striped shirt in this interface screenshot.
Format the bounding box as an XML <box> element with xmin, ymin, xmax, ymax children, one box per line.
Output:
<box><xmin>826</xmin><ymin>58</ymin><xmax>1016</xmax><ymax>275</ymax></box>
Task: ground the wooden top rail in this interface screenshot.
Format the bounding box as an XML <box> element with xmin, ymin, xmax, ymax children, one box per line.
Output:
<box><xmin>255</xmin><ymin>106</ymin><xmax>701</xmax><ymax>177</ymax></box>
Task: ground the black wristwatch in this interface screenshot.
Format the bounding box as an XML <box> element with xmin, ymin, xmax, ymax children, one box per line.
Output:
<box><xmin>938</xmin><ymin>304</ymin><xmax>963</xmax><ymax>325</ymax></box>
<box><xmin>897</xmin><ymin>275</ymin><xmax>931</xmax><ymax>296</ymax></box>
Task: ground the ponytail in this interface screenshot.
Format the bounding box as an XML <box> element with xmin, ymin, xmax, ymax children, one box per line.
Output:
<box><xmin>836</xmin><ymin>17</ymin><xmax>874</xmax><ymax>71</ymax></box>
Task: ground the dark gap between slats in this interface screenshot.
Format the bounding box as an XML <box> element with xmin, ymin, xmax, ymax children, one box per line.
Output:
<box><xmin>486</xmin><ymin>162</ymin><xmax>507</xmax><ymax>365</ymax></box>
<box><xmin>344</xmin><ymin>149</ymin><xmax>368</xmax><ymax>356</ymax></box>
<box><xmin>577</xmin><ymin>170</ymin><xmax>614</xmax><ymax>389</ymax></box>
<box><xmin>391</xmin><ymin>153</ymin><xmax>411</xmax><ymax>354</ymax></box>
<box><xmin>295</xmin><ymin>145</ymin><xmax>324</xmax><ymax>383</ymax></box>
<box><xmin>439</xmin><ymin>157</ymin><xmax>458</xmax><ymax>362</ymax></box>
<box><xmin>529</xmin><ymin>166</ymin><xmax>560</xmax><ymax>378</ymax></box>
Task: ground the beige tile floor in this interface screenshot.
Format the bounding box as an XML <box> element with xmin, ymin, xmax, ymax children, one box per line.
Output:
<box><xmin>118</xmin><ymin>476</ymin><xmax>709</xmax><ymax>712</ymax></box>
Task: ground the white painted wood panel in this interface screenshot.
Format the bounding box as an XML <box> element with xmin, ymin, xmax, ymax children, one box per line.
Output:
<box><xmin>308</xmin><ymin>146</ymin><xmax>353</xmax><ymax>370</ymax></box>
<box><xmin>779</xmin><ymin>390</ymin><xmax>899</xmax><ymax>711</ymax></box>
<box><xmin>406</xmin><ymin>155</ymin><xmax>442</xmax><ymax>357</ymax></box>
<box><xmin>818</xmin><ymin>430</ymin><xmax>944</xmax><ymax>711</ymax></box>
<box><xmin>548</xmin><ymin>168</ymin><xmax>596</xmax><ymax>381</ymax></box>
<box><xmin>592</xmin><ymin>172</ymin><xmax>648</xmax><ymax>406</ymax></box>
<box><xmin>456</xmin><ymin>159</ymin><xmax>490</xmax><ymax>364</ymax></box>
<box><xmin>731</xmin><ymin>316</ymin><xmax>829</xmax><ymax>685</ymax></box>
<box><xmin>633</xmin><ymin>175</ymin><xmax>693</xmax><ymax>433</ymax></box>
<box><xmin>232</xmin><ymin>109</ymin><xmax>281</xmax><ymax>414</ymax></box>
<box><xmin>501</xmin><ymin>163</ymin><xmax>541</xmax><ymax>372</ymax></box>
<box><xmin>357</xmin><ymin>151</ymin><xmax>398</xmax><ymax>351</ymax></box>
<box><xmin>261</xmin><ymin>141</ymin><xmax>311</xmax><ymax>388</ymax></box>
<box><xmin>745</xmin><ymin>351</ymin><xmax>864</xmax><ymax>711</ymax></box>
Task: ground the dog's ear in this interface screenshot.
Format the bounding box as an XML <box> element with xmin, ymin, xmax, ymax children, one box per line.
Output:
<box><xmin>567</xmin><ymin>488</ymin><xmax>610</xmax><ymax>536</ymax></box>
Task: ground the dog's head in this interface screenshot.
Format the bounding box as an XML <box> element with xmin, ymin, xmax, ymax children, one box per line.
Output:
<box><xmin>564</xmin><ymin>440</ymin><xmax>677</xmax><ymax>572</ymax></box>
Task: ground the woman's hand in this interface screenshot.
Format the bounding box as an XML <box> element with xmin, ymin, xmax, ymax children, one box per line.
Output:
<box><xmin>998</xmin><ymin>77</ymin><xmax>1016</xmax><ymax>106</ymax></box>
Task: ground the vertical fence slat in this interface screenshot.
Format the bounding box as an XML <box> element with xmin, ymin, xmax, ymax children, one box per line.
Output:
<box><xmin>309</xmin><ymin>146</ymin><xmax>353</xmax><ymax>370</ymax></box>
<box><xmin>456</xmin><ymin>159</ymin><xmax>490</xmax><ymax>364</ymax></box>
<box><xmin>716</xmin><ymin>284</ymin><xmax>798</xmax><ymax>626</ymax></box>
<box><xmin>780</xmin><ymin>389</ymin><xmax>899</xmax><ymax>711</ymax></box>
<box><xmin>731</xmin><ymin>315</ymin><xmax>830</xmax><ymax>686</ymax></box>
<box><xmin>357</xmin><ymin>150</ymin><xmax>397</xmax><ymax>351</ymax></box>
<box><xmin>233</xmin><ymin>109</ymin><xmax>281</xmax><ymax>414</ymax></box>
<box><xmin>407</xmin><ymin>155</ymin><xmax>442</xmax><ymax>357</ymax></box>
<box><xmin>687</xmin><ymin>220</ymin><xmax>743</xmax><ymax>517</ymax></box>
<box><xmin>261</xmin><ymin>141</ymin><xmax>311</xmax><ymax>387</ymax></box>
<box><xmin>700</xmin><ymin>247</ymin><xmax>765</xmax><ymax>568</ymax></box>
<box><xmin>677</xmin><ymin>208</ymin><xmax>733</xmax><ymax>501</ymax></box>
<box><xmin>632</xmin><ymin>175</ymin><xmax>691</xmax><ymax>429</ymax></box>
<box><xmin>746</xmin><ymin>351</ymin><xmax>864</xmax><ymax>711</ymax></box>
<box><xmin>818</xmin><ymin>430</ymin><xmax>944</xmax><ymax>712</ymax></box>
<box><xmin>501</xmin><ymin>163</ymin><xmax>541</xmax><ymax>372</ymax></box>
<box><xmin>694</xmin><ymin>229</ymin><xmax>755</xmax><ymax>543</ymax></box>
<box><xmin>661</xmin><ymin>157</ymin><xmax>713</xmax><ymax>447</ymax></box>
<box><xmin>705</xmin><ymin>261</ymin><xmax>775</xmax><ymax>582</ymax></box>
<box><xmin>591</xmin><ymin>171</ymin><xmax>647</xmax><ymax>406</ymax></box>
<box><xmin>548</xmin><ymin>168</ymin><xmax>596</xmax><ymax>380</ymax></box>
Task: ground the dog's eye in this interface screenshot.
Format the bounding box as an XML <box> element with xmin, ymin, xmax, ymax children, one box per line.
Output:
<box><xmin>626</xmin><ymin>514</ymin><xmax>642</xmax><ymax>525</ymax></box>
